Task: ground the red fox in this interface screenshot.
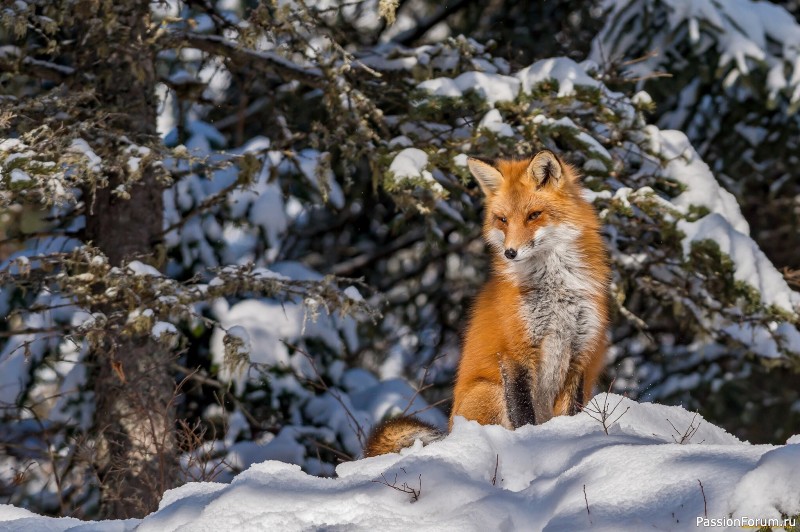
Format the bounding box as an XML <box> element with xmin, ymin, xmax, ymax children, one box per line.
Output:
<box><xmin>365</xmin><ymin>150</ymin><xmax>610</xmax><ymax>457</ymax></box>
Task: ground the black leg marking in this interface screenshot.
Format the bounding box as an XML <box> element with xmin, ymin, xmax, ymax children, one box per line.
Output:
<box><xmin>570</xmin><ymin>378</ymin><xmax>584</xmax><ymax>415</ymax></box>
<box><xmin>501</xmin><ymin>362</ymin><xmax>536</xmax><ymax>428</ymax></box>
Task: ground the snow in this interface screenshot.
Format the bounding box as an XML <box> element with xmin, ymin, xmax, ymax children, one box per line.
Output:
<box><xmin>151</xmin><ymin>321</ymin><xmax>178</xmax><ymax>341</ymax></box>
<box><xmin>209</xmin><ymin>295</ymin><xmax>354</xmax><ymax>391</ymax></box>
<box><xmin>593</xmin><ymin>0</ymin><xmax>800</xmax><ymax>106</ymax></box>
<box><xmin>678</xmin><ymin>214</ymin><xmax>799</xmax><ymax>312</ymax></box>
<box><xmin>0</xmin><ymin>138</ymin><xmax>23</xmax><ymax>151</ymax></box>
<box><xmin>225</xmin><ymin>325</ymin><xmax>250</xmax><ymax>352</ymax></box>
<box><xmin>246</xmin><ymin>183</ymin><xmax>287</xmax><ymax>250</ymax></box>
<box><xmin>416</xmin><ymin>77</ymin><xmax>461</xmax><ymax>98</ymax></box>
<box><xmin>286</xmin><ymin>149</ymin><xmax>344</xmax><ymax>209</ymax></box>
<box><xmin>642</xmin><ymin>127</ymin><xmax>800</xmax><ymax>313</ymax></box>
<box><xmin>349</xmin><ymin>378</ymin><xmax>447</xmax><ymax>431</ymax></box>
<box><xmin>477</xmin><ymin>109</ymin><xmax>514</xmax><ymax>137</ymax></box>
<box><xmin>388</xmin><ymin>148</ymin><xmax>428</xmax><ymax>179</ymax></box>
<box><xmin>126</xmin><ymin>260</ymin><xmax>162</xmax><ymax>277</ymax></box>
<box><xmin>417</xmin><ymin>72</ymin><xmax>520</xmax><ymax>106</ymax></box>
<box><xmin>123</xmin><ymin>143</ymin><xmax>151</xmax><ymax>174</ymax></box>
<box><xmin>344</xmin><ymin>285</ymin><xmax>364</xmax><ymax>302</ymax></box>
<box><xmin>0</xmin><ymin>309</ymin><xmax>59</xmax><ymax>407</ymax></box>
<box><xmin>452</xmin><ymin>153</ymin><xmax>468</xmax><ymax>167</ymax></box>
<box><xmin>67</xmin><ymin>138</ymin><xmax>102</xmax><ymax>173</ymax></box>
<box><xmin>220</xmin><ymin>429</ymin><xmax>306</xmax><ymax>477</ymax></box>
<box><xmin>632</xmin><ymin>90</ymin><xmax>652</xmax><ymax>106</ymax></box>
<box><xmin>164</xmin><ymin>120</ymin><xmax>227</xmax><ymax>150</ymax></box>
<box><xmin>533</xmin><ymin>115</ymin><xmax>611</xmax><ymax>161</ymax></box>
<box><xmin>452</xmin><ymin>72</ymin><xmax>520</xmax><ymax>106</ymax></box>
<box><xmin>9</xmin><ymin>168</ymin><xmax>31</xmax><ymax>184</ymax></box>
<box><xmin>729</xmin><ymin>444</ymin><xmax>800</xmax><ymax>520</ymax></box>
<box><xmin>388</xmin><ymin>135</ymin><xmax>413</xmax><ymax>148</ymax></box>
<box><xmin>387</xmin><ymin>148</ymin><xmax>443</xmax><ymax>193</ymax></box>
<box><xmin>4</xmin><ymin>394</ymin><xmax>798</xmax><ymax>531</ymax></box>
<box><xmin>515</xmin><ymin>57</ymin><xmax>601</xmax><ymax>97</ymax></box>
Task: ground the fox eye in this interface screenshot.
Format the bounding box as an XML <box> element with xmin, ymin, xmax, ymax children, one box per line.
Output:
<box><xmin>528</xmin><ymin>211</ymin><xmax>542</xmax><ymax>221</ymax></box>
<box><xmin>495</xmin><ymin>215</ymin><xmax>508</xmax><ymax>224</ymax></box>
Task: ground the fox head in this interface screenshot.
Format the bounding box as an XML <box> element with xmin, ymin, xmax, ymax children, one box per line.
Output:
<box><xmin>468</xmin><ymin>150</ymin><xmax>589</xmax><ymax>265</ymax></box>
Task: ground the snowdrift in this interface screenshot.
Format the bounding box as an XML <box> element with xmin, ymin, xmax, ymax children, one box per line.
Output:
<box><xmin>1</xmin><ymin>394</ymin><xmax>798</xmax><ymax>531</ymax></box>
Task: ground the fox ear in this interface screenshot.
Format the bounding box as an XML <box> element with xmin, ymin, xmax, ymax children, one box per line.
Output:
<box><xmin>528</xmin><ymin>150</ymin><xmax>562</xmax><ymax>188</ymax></box>
<box><xmin>467</xmin><ymin>157</ymin><xmax>504</xmax><ymax>195</ymax></box>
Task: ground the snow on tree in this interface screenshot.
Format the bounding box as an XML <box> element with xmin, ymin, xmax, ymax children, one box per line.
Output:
<box><xmin>591</xmin><ymin>0</ymin><xmax>800</xmax><ymax>270</ymax></box>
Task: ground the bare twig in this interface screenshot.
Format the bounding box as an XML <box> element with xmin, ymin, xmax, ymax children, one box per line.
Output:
<box><xmin>0</xmin><ymin>55</ymin><xmax>76</xmax><ymax>83</ymax></box>
<box><xmin>667</xmin><ymin>413</ymin><xmax>702</xmax><ymax>444</ymax></box>
<box><xmin>392</xmin><ymin>0</ymin><xmax>475</xmax><ymax>46</ymax></box>
<box><xmin>624</xmin><ymin>72</ymin><xmax>673</xmax><ymax>82</ymax></box>
<box><xmin>0</xmin><ymin>326</ymin><xmax>68</xmax><ymax>338</ymax></box>
<box><xmin>400</xmin><ymin>353</ymin><xmax>444</xmax><ymax>417</ymax></box>
<box><xmin>782</xmin><ymin>267</ymin><xmax>800</xmax><ymax>289</ymax></box>
<box><xmin>177</xmin><ymin>418</ymin><xmax>231</xmax><ymax>482</ymax></box>
<box><xmin>697</xmin><ymin>479</ymin><xmax>707</xmax><ymax>517</ymax></box>
<box><xmin>582</xmin><ymin>384</ymin><xmax>630</xmax><ymax>435</ymax></box>
<box><xmin>404</xmin><ymin>397</ymin><xmax>451</xmax><ymax>418</ymax></box>
<box><xmin>372</xmin><ymin>472</ymin><xmax>422</xmax><ymax>502</ymax></box>
<box><xmin>283</xmin><ymin>341</ymin><xmax>367</xmax><ymax>449</ymax></box>
<box><xmin>160</xmin><ymin>177</ymin><xmax>243</xmax><ymax>237</ymax></box>
<box><xmin>170</xmin><ymin>363</ymin><xmax>263</xmax><ymax>430</ymax></box>
<box><xmin>491</xmin><ymin>454</ymin><xmax>500</xmax><ymax>486</ymax></box>
<box><xmin>584</xmin><ymin>484</ymin><xmax>591</xmax><ymax>522</ymax></box>
<box><xmin>304</xmin><ymin>437</ymin><xmax>354</xmax><ymax>463</ymax></box>
<box><xmin>172</xmin><ymin>33</ymin><xmax>325</xmax><ymax>89</ymax></box>
<box><xmin>620</xmin><ymin>50</ymin><xmax>660</xmax><ymax>67</ymax></box>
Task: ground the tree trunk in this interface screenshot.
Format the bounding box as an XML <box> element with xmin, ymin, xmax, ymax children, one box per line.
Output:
<box><xmin>72</xmin><ymin>1</ymin><xmax>178</xmax><ymax>519</ymax></box>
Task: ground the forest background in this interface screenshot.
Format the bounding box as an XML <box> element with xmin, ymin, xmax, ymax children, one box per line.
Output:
<box><xmin>2</xmin><ymin>0</ymin><xmax>800</xmax><ymax>520</ymax></box>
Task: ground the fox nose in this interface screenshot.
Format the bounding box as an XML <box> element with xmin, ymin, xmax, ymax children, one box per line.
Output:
<box><xmin>504</xmin><ymin>248</ymin><xmax>517</xmax><ymax>260</ymax></box>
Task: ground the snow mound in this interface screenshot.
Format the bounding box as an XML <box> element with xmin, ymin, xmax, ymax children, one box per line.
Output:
<box><xmin>4</xmin><ymin>395</ymin><xmax>797</xmax><ymax>531</ymax></box>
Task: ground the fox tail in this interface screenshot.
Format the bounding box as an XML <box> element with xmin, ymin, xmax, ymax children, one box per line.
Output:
<box><xmin>364</xmin><ymin>417</ymin><xmax>444</xmax><ymax>457</ymax></box>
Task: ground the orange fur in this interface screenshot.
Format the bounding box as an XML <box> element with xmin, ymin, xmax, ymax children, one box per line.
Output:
<box><xmin>452</xmin><ymin>152</ymin><xmax>610</xmax><ymax>428</ymax></box>
<box><xmin>364</xmin><ymin>151</ymin><xmax>610</xmax><ymax>456</ymax></box>
<box><xmin>363</xmin><ymin>417</ymin><xmax>442</xmax><ymax>457</ymax></box>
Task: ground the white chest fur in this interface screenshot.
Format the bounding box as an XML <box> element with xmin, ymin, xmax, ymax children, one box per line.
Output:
<box><xmin>505</xmin><ymin>224</ymin><xmax>604</xmax><ymax>414</ymax></box>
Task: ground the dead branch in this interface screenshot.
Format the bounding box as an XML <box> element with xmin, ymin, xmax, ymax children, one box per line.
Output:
<box><xmin>584</xmin><ymin>484</ymin><xmax>592</xmax><ymax>525</ymax></box>
<box><xmin>170</xmin><ymin>33</ymin><xmax>326</xmax><ymax>90</ymax></box>
<box><xmin>372</xmin><ymin>472</ymin><xmax>422</xmax><ymax>502</ymax></box>
<box><xmin>667</xmin><ymin>412</ymin><xmax>703</xmax><ymax>444</ymax></box>
<box><xmin>170</xmin><ymin>363</ymin><xmax>264</xmax><ymax>430</ymax></box>
<box><xmin>304</xmin><ymin>437</ymin><xmax>354</xmax><ymax>463</ymax></box>
<box><xmin>582</xmin><ymin>384</ymin><xmax>630</xmax><ymax>435</ymax></box>
<box><xmin>0</xmin><ymin>55</ymin><xmax>76</xmax><ymax>83</ymax></box>
<box><xmin>283</xmin><ymin>341</ymin><xmax>368</xmax><ymax>449</ymax></box>
<box><xmin>400</xmin><ymin>353</ymin><xmax>444</xmax><ymax>417</ymax></box>
<box><xmin>583</xmin><ymin>484</ymin><xmax>590</xmax><ymax>515</ymax></box>
<box><xmin>782</xmin><ymin>267</ymin><xmax>800</xmax><ymax>289</ymax></box>
<box><xmin>392</xmin><ymin>0</ymin><xmax>475</xmax><ymax>46</ymax></box>
<box><xmin>697</xmin><ymin>479</ymin><xmax>707</xmax><ymax>518</ymax></box>
<box><xmin>404</xmin><ymin>397</ymin><xmax>451</xmax><ymax>419</ymax></box>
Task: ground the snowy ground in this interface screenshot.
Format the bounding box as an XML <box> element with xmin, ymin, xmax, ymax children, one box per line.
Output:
<box><xmin>1</xmin><ymin>394</ymin><xmax>798</xmax><ymax>531</ymax></box>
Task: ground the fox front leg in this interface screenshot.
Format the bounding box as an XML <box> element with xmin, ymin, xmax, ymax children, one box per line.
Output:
<box><xmin>500</xmin><ymin>360</ymin><xmax>536</xmax><ymax>429</ymax></box>
<box><xmin>553</xmin><ymin>366</ymin><xmax>584</xmax><ymax>416</ymax></box>
<box><xmin>533</xmin><ymin>337</ymin><xmax>573</xmax><ymax>424</ymax></box>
